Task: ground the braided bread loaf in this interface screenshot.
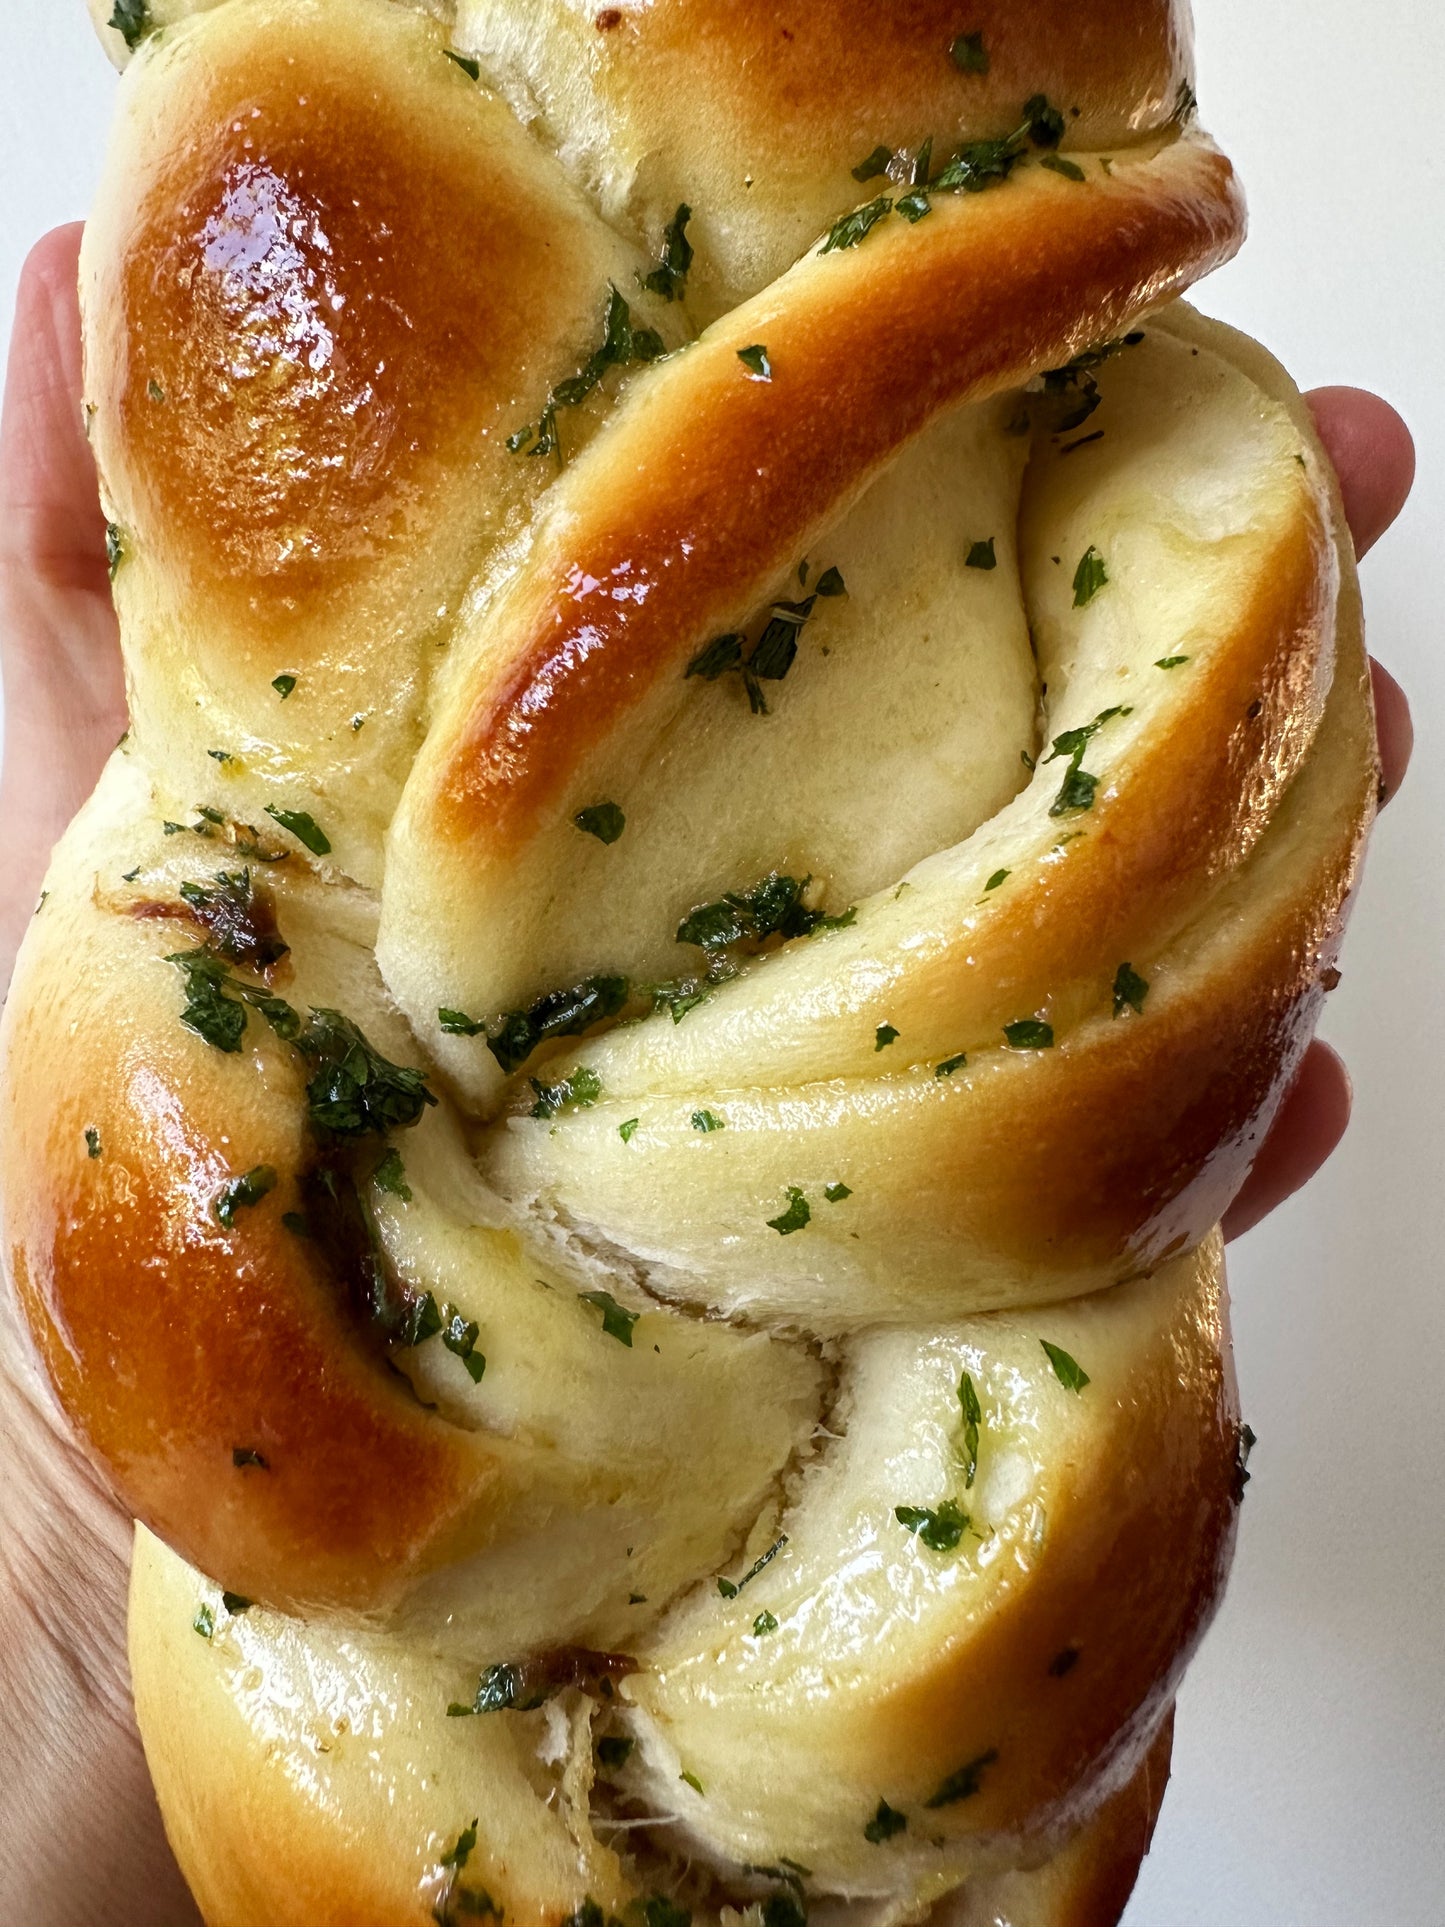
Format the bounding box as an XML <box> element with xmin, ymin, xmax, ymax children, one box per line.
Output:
<box><xmin>5</xmin><ymin>1</ymin><xmax>1377</xmax><ymax>1921</ymax></box>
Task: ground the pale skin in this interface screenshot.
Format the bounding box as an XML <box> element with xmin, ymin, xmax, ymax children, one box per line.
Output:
<box><xmin>0</xmin><ymin>225</ymin><xmax>1417</xmax><ymax>1924</ymax></box>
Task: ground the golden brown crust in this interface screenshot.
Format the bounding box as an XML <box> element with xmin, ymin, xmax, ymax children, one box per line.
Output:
<box><xmin>421</xmin><ymin>138</ymin><xmax>1243</xmax><ymax>859</ymax></box>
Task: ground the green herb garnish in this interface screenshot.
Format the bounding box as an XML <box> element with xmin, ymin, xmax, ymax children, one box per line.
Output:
<box><xmin>824</xmin><ymin>1182</ymin><xmax>852</xmax><ymax>1202</ymax></box>
<box><xmin>1043</xmin><ymin>704</ymin><xmax>1130</xmax><ymax>817</ymax></box>
<box><xmin>619</xmin><ymin>1117</ymin><xmax>640</xmax><ymax>1143</ymax></box>
<box><xmin>221</xmin><ymin>1592</ymin><xmax>252</xmax><ymax>1614</ymax></box>
<box><xmin>1041</xmin><ymin>154</ymin><xmax>1086</xmax><ymax>181</ymax></box>
<box><xmin>193</xmin><ymin>1603</ymin><xmax>215</xmax><ymax>1640</ymax></box>
<box><xmin>950</xmin><ymin>31</ymin><xmax>989</xmax><ymax>73</ymax></box>
<box><xmin>108</xmin><ymin>1</ymin><xmax>151</xmax><ymax>51</ymax></box>
<box><xmin>1071</xmin><ymin>546</ymin><xmax>1109</xmax><ymax>607</ymax></box>
<box><xmin>441</xmin><ymin>1822</ymin><xmax>479</xmax><ymax>1871</ymax></box>
<box><xmin>1155</xmin><ymin>655</ymin><xmax>1190</xmax><ymax>669</ymax></box>
<box><xmin>574</xmin><ymin>801</ymin><xmax>626</xmax><ymax>844</ymax></box>
<box><xmin>271</xmin><ymin>673</ymin><xmax>297</xmax><ymax>699</ymax></box>
<box><xmin>530</xmin><ymin>1065</ymin><xmax>603</xmax><ymax>1119</ymax></box>
<box><xmin>738</xmin><ymin>344</ymin><xmax>772</xmax><ymax>380</ymax></box>
<box><xmin>1041</xmin><ymin>1340</ymin><xmax>1090</xmax><ymax>1392</ymax></box>
<box><xmin>641</xmin><ymin>204</ymin><xmax>693</xmax><ymax>301</ymax></box>
<box><xmin>1112</xmin><ymin>962</ymin><xmax>1149</xmax><ymax>1018</ymax></box>
<box><xmin>371</xmin><ymin>1147</ymin><xmax>412</xmax><ymax>1201</ymax></box>
<box><xmin>985</xmin><ymin>869</ymin><xmax>1009</xmax><ymax>891</ymax></box>
<box><xmin>679</xmin><ymin>1770</ymin><xmax>705</xmax><ymax>1795</ymax></box>
<box><xmin>767</xmin><ymin>1187</ymin><xmax>811</xmax><ymax>1235</ymax></box>
<box><xmin>1003</xmin><ymin>1019</ymin><xmax>1053</xmax><ymax>1049</ymax></box>
<box><xmin>752</xmin><ymin>1610</ymin><xmax>779</xmax><ymax>1636</ymax></box>
<box><xmin>511</xmin><ymin>284</ymin><xmax>665</xmax><ymax>463</ymax></box>
<box><xmin>264</xmin><ymin>806</ymin><xmax>331</xmax><ymax>856</ymax></box>
<box><xmin>958</xmin><ymin>1371</ymin><xmax>982</xmax><ymax>1490</ymax></box>
<box><xmin>105</xmin><ymin>523</ymin><xmax>125</xmax><ymax>578</ymax></box>
<box><xmin>214</xmin><ymin>1164</ymin><xmax>277</xmax><ymax>1230</ymax></box>
<box><xmin>692</xmin><ymin>1109</ymin><xmax>726</xmax><ymax>1132</ymax></box>
<box><xmin>487</xmin><ymin>974</ymin><xmax>629</xmax><ymax>1073</ymax></box>
<box><xmin>441</xmin><ymin>1307</ymin><xmax>486</xmax><ymax>1383</ymax></box>
<box><xmin>717</xmin><ymin>1535</ymin><xmax>787</xmax><ymax>1598</ymax></box>
<box><xmin>852</xmin><ymin>145</ymin><xmax>893</xmax><ymax>181</ymax></box>
<box><xmin>896</xmin><ymin>190</ymin><xmax>932</xmax><ymax>223</ymax></box>
<box><xmin>875</xmin><ymin>1023</ymin><xmax>899</xmax><ymax>1051</ymax></box>
<box><xmin>966</xmin><ymin>538</ymin><xmax>997</xmax><ymax>570</ymax></box>
<box><xmin>297</xmin><ymin>1010</ymin><xmax>436</xmax><ymax>1137</ymax></box>
<box><xmin>232</xmin><ymin>1447</ymin><xmax>268</xmax><ymax>1469</ymax></box>
<box><xmin>445</xmin><ymin>50</ymin><xmax>480</xmax><ymax>79</ymax></box>
<box><xmin>85</xmin><ymin>1127</ymin><xmax>101</xmax><ymax>1159</ymax></box>
<box><xmin>598</xmin><ymin>1735</ymin><xmax>634</xmax><ymax>1769</ymax></box>
<box><xmin>580</xmin><ymin>1289</ymin><xmax>639</xmax><ymax>1347</ymax></box>
<box><xmin>864</xmin><ymin>1799</ymin><xmax>907</xmax><ymax>1843</ymax></box>
<box><xmin>894</xmin><ymin>1499</ymin><xmax>968</xmax><ymax>1552</ymax></box>
<box><xmin>935</xmin><ymin>1053</ymin><xmax>967</xmax><ymax>1077</ymax></box>
<box><xmin>925</xmin><ymin>1749</ymin><xmax>998</xmax><ymax>1807</ymax></box>
<box><xmin>821</xmin><ymin>195</ymin><xmax>893</xmax><ymax>253</ymax></box>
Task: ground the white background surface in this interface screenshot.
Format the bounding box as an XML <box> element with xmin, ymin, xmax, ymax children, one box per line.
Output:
<box><xmin>1</xmin><ymin>4</ymin><xmax>1442</xmax><ymax>1923</ymax></box>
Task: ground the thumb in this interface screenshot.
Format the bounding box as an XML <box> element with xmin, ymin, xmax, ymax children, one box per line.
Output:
<box><xmin>0</xmin><ymin>223</ymin><xmax>126</xmax><ymax>992</ymax></box>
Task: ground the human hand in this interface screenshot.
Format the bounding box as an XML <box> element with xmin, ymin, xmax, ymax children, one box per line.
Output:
<box><xmin>0</xmin><ymin>224</ymin><xmax>1415</xmax><ymax>1923</ymax></box>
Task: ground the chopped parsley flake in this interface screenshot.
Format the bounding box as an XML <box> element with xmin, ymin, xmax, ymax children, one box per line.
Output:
<box><xmin>214</xmin><ymin>1164</ymin><xmax>277</xmax><ymax>1230</ymax></box>
<box><xmin>271</xmin><ymin>673</ymin><xmax>297</xmax><ymax>699</ymax></box>
<box><xmin>752</xmin><ymin>1610</ymin><xmax>779</xmax><ymax>1637</ymax></box>
<box><xmin>1043</xmin><ymin>704</ymin><xmax>1129</xmax><ymax>818</ymax></box>
<box><xmin>738</xmin><ymin>344</ymin><xmax>772</xmax><ymax>380</ymax></box>
<box><xmin>895</xmin><ymin>1499</ymin><xmax>968</xmax><ymax>1552</ymax></box>
<box><xmin>680</xmin><ymin>1770</ymin><xmax>705</xmax><ymax>1795</ymax></box>
<box><xmin>264</xmin><ymin>806</ymin><xmax>331</xmax><ymax>856</ymax></box>
<box><xmin>896</xmin><ymin>190</ymin><xmax>932</xmax><ymax>223</ymax></box>
<box><xmin>1041</xmin><ymin>1340</ymin><xmax>1090</xmax><ymax>1393</ymax></box>
<box><xmin>814</xmin><ymin>565</ymin><xmax>847</xmax><ymax>597</ymax></box>
<box><xmin>580</xmin><ymin>1289</ymin><xmax>639</xmax><ymax>1347</ymax></box>
<box><xmin>950</xmin><ymin>31</ymin><xmax>989</xmax><ymax>73</ymax></box>
<box><xmin>875</xmin><ymin>1023</ymin><xmax>900</xmax><ymax>1051</ymax></box>
<box><xmin>85</xmin><ymin>1127</ymin><xmax>101</xmax><ymax>1159</ymax></box>
<box><xmin>1155</xmin><ymin>655</ymin><xmax>1190</xmax><ymax>669</ymax></box>
<box><xmin>193</xmin><ymin>1603</ymin><xmax>215</xmax><ymax>1640</ymax></box>
<box><xmin>221</xmin><ymin>1592</ymin><xmax>252</xmax><ymax>1614</ymax></box>
<box><xmin>511</xmin><ymin>284</ymin><xmax>665</xmax><ymax>463</ymax></box>
<box><xmin>166</xmin><ymin>947</ymin><xmax>296</xmax><ymax>1053</ymax></box>
<box><xmin>935</xmin><ymin>1053</ymin><xmax>967</xmax><ymax>1078</ymax></box>
<box><xmin>107</xmin><ymin>3</ymin><xmax>150</xmax><ymax>54</ymax></box>
<box><xmin>767</xmin><ymin>1186</ymin><xmax>811</xmax><ymax>1235</ymax></box>
<box><xmin>574</xmin><ymin>801</ymin><xmax>626</xmax><ymax>844</ymax></box>
<box><xmin>864</xmin><ymin>1798</ymin><xmax>907</xmax><ymax>1843</ymax></box>
<box><xmin>445</xmin><ymin>50</ymin><xmax>480</xmax><ymax>79</ymax></box>
<box><xmin>1041</xmin><ymin>154</ymin><xmax>1086</xmax><ymax>181</ymax></box>
<box><xmin>105</xmin><ymin>523</ymin><xmax>125</xmax><ymax>578</ymax></box>
<box><xmin>677</xmin><ymin>872</ymin><xmax>828</xmax><ymax>951</ymax></box>
<box><xmin>1003</xmin><ymin>1018</ymin><xmax>1053</xmax><ymax>1050</ymax></box>
<box><xmin>925</xmin><ymin>1749</ymin><xmax>999</xmax><ymax>1807</ymax></box>
<box><xmin>821</xmin><ymin>195</ymin><xmax>893</xmax><ymax>253</ymax></box>
<box><xmin>441</xmin><ymin>1308</ymin><xmax>486</xmax><ymax>1383</ymax></box>
<box><xmin>487</xmin><ymin>975</ymin><xmax>630</xmax><ymax>1074</ymax></box>
<box><xmin>1071</xmin><ymin>546</ymin><xmax>1109</xmax><ymax>607</ymax></box>
<box><xmin>372</xmin><ymin>1146</ymin><xmax>412</xmax><ymax>1201</ymax></box>
<box><xmin>179</xmin><ymin>868</ymin><xmax>289</xmax><ymax>971</ymax></box>
<box><xmin>641</xmin><ymin>204</ymin><xmax>693</xmax><ymax>302</ymax></box>
<box><xmin>958</xmin><ymin>1371</ymin><xmax>982</xmax><ymax>1490</ymax></box>
<box><xmin>692</xmin><ymin>1109</ymin><xmax>726</xmax><ymax>1132</ymax></box>
<box><xmin>530</xmin><ymin>1065</ymin><xmax>603</xmax><ymax>1119</ymax></box>
<box><xmin>1112</xmin><ymin>962</ymin><xmax>1149</xmax><ymax>1018</ymax></box>
<box><xmin>438</xmin><ymin>1008</ymin><xmax>486</xmax><ymax>1036</ymax></box>
<box><xmin>985</xmin><ymin>868</ymin><xmax>1009</xmax><ymax>891</ymax></box>
<box><xmin>717</xmin><ymin>1535</ymin><xmax>788</xmax><ymax>1599</ymax></box>
<box><xmin>852</xmin><ymin>145</ymin><xmax>893</xmax><ymax>182</ymax></box>
<box><xmin>1038</xmin><ymin>333</ymin><xmax>1144</xmax><ymax>432</ymax></box>
<box><xmin>297</xmin><ymin>1009</ymin><xmax>436</xmax><ymax>1137</ymax></box>
<box><xmin>441</xmin><ymin>1822</ymin><xmax>479</xmax><ymax>1871</ymax></box>
<box><xmin>232</xmin><ymin>1447</ymin><xmax>268</xmax><ymax>1469</ymax></box>
<box><xmin>824</xmin><ymin>1182</ymin><xmax>852</xmax><ymax>1202</ymax></box>
<box><xmin>619</xmin><ymin>1118</ymin><xmax>640</xmax><ymax>1143</ymax></box>
<box><xmin>966</xmin><ymin>538</ymin><xmax>997</xmax><ymax>570</ymax></box>
<box><xmin>598</xmin><ymin>1736</ymin><xmax>634</xmax><ymax>1769</ymax></box>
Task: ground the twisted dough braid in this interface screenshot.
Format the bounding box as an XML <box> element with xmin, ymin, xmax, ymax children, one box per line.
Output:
<box><xmin>6</xmin><ymin>1</ymin><xmax>1375</xmax><ymax>1922</ymax></box>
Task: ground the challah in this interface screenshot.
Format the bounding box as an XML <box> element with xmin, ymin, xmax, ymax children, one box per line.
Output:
<box><xmin>3</xmin><ymin>1</ymin><xmax>1378</xmax><ymax>1922</ymax></box>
